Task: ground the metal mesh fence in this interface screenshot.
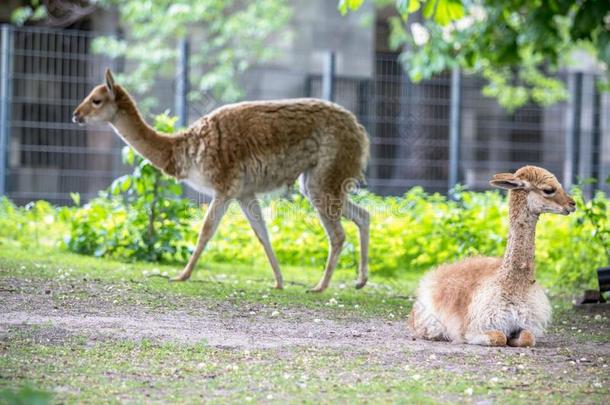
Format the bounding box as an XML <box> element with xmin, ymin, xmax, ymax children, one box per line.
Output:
<box><xmin>0</xmin><ymin>25</ymin><xmax>608</xmax><ymax>205</ymax></box>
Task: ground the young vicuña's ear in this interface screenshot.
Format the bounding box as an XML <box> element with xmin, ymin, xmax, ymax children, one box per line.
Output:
<box><xmin>105</xmin><ymin>68</ymin><xmax>115</xmax><ymax>97</ymax></box>
<box><xmin>489</xmin><ymin>173</ymin><xmax>528</xmax><ymax>190</ymax></box>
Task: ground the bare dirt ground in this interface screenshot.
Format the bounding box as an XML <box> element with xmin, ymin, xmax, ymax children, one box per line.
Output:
<box><xmin>1</xmin><ymin>276</ymin><xmax>609</xmax><ymax>360</ymax></box>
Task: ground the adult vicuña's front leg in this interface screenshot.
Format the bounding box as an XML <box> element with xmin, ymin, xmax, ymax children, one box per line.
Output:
<box><xmin>172</xmin><ymin>196</ymin><xmax>231</xmax><ymax>282</ymax></box>
<box><xmin>238</xmin><ymin>195</ymin><xmax>284</xmax><ymax>289</ymax></box>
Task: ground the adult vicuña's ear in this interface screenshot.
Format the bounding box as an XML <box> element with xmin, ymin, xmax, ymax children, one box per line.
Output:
<box><xmin>105</xmin><ymin>68</ymin><xmax>115</xmax><ymax>98</ymax></box>
<box><xmin>489</xmin><ymin>173</ymin><xmax>527</xmax><ymax>190</ymax></box>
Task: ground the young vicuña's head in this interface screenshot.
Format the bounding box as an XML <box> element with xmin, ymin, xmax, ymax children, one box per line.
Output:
<box><xmin>490</xmin><ymin>165</ymin><xmax>576</xmax><ymax>215</ymax></box>
<box><xmin>72</xmin><ymin>69</ymin><xmax>120</xmax><ymax>125</ymax></box>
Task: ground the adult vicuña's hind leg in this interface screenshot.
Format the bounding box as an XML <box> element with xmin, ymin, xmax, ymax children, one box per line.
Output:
<box><xmin>343</xmin><ymin>199</ymin><xmax>369</xmax><ymax>289</ymax></box>
<box><xmin>300</xmin><ymin>170</ymin><xmax>346</xmax><ymax>293</ymax></box>
<box><xmin>309</xmin><ymin>209</ymin><xmax>345</xmax><ymax>293</ymax></box>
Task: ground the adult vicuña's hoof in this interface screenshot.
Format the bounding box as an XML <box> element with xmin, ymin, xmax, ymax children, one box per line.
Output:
<box><xmin>307</xmin><ymin>284</ymin><xmax>327</xmax><ymax>293</ymax></box>
<box><xmin>355</xmin><ymin>277</ymin><xmax>368</xmax><ymax>289</ymax></box>
<box><xmin>170</xmin><ymin>273</ymin><xmax>190</xmax><ymax>282</ymax></box>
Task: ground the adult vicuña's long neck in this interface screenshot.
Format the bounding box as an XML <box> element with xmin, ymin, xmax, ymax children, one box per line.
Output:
<box><xmin>109</xmin><ymin>86</ymin><xmax>174</xmax><ymax>171</ymax></box>
<box><xmin>499</xmin><ymin>190</ymin><xmax>539</xmax><ymax>287</ymax></box>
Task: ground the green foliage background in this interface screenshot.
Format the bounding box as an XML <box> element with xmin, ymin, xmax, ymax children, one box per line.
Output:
<box><xmin>2</xmin><ymin>184</ymin><xmax>608</xmax><ymax>292</ymax></box>
<box><xmin>342</xmin><ymin>0</ymin><xmax>610</xmax><ymax>110</ymax></box>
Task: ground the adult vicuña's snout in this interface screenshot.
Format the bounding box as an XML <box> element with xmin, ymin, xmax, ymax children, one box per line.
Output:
<box><xmin>566</xmin><ymin>196</ymin><xmax>576</xmax><ymax>213</ymax></box>
<box><xmin>72</xmin><ymin>110</ymin><xmax>84</xmax><ymax>125</ymax></box>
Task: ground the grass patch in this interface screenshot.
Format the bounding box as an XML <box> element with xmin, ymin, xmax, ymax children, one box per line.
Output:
<box><xmin>1</xmin><ymin>330</ymin><xmax>607</xmax><ymax>404</ymax></box>
<box><xmin>0</xmin><ymin>243</ymin><xmax>418</xmax><ymax>319</ymax></box>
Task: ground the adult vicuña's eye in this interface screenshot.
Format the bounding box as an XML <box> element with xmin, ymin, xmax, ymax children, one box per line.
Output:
<box><xmin>543</xmin><ymin>188</ymin><xmax>556</xmax><ymax>195</ymax></box>
<box><xmin>92</xmin><ymin>99</ymin><xmax>102</xmax><ymax>106</ymax></box>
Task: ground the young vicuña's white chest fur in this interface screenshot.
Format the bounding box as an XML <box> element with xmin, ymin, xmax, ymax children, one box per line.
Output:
<box><xmin>467</xmin><ymin>281</ymin><xmax>551</xmax><ymax>339</ymax></box>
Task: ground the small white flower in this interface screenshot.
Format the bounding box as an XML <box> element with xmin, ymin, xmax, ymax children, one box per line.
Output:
<box><xmin>442</xmin><ymin>26</ymin><xmax>454</xmax><ymax>42</ymax></box>
<box><xmin>455</xmin><ymin>16</ymin><xmax>474</xmax><ymax>31</ymax></box>
<box><xmin>470</xmin><ymin>5</ymin><xmax>487</xmax><ymax>22</ymax></box>
<box><xmin>428</xmin><ymin>354</ymin><xmax>437</xmax><ymax>360</ymax></box>
<box><xmin>489</xmin><ymin>377</ymin><xmax>499</xmax><ymax>384</ymax></box>
<box><xmin>314</xmin><ymin>318</ymin><xmax>321</xmax><ymax>323</ymax></box>
<box><xmin>410</xmin><ymin>23</ymin><xmax>430</xmax><ymax>46</ymax></box>
<box><xmin>464</xmin><ymin>387</ymin><xmax>473</xmax><ymax>396</ymax></box>
<box><xmin>412</xmin><ymin>374</ymin><xmax>422</xmax><ymax>381</ymax></box>
<box><xmin>271</xmin><ymin>310</ymin><xmax>280</xmax><ymax>317</ymax></box>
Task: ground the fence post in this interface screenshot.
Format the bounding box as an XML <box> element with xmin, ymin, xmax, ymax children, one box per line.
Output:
<box><xmin>564</xmin><ymin>71</ymin><xmax>583</xmax><ymax>189</ymax></box>
<box><xmin>448</xmin><ymin>67</ymin><xmax>461</xmax><ymax>194</ymax></box>
<box><xmin>591</xmin><ymin>81</ymin><xmax>601</xmax><ymax>192</ymax></box>
<box><xmin>0</xmin><ymin>25</ymin><xmax>12</xmax><ymax>197</ymax></box>
<box><xmin>322</xmin><ymin>51</ymin><xmax>336</xmax><ymax>102</ymax></box>
<box><xmin>175</xmin><ymin>37</ymin><xmax>190</xmax><ymax>128</ymax></box>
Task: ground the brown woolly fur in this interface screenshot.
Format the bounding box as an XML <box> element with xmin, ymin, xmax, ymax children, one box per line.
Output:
<box><xmin>409</xmin><ymin>166</ymin><xmax>576</xmax><ymax>346</ymax></box>
<box><xmin>73</xmin><ymin>69</ymin><xmax>371</xmax><ymax>292</ymax></box>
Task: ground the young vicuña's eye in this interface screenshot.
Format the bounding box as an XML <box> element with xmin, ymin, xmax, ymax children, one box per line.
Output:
<box><xmin>542</xmin><ymin>188</ymin><xmax>556</xmax><ymax>195</ymax></box>
<box><xmin>92</xmin><ymin>99</ymin><xmax>102</xmax><ymax>106</ymax></box>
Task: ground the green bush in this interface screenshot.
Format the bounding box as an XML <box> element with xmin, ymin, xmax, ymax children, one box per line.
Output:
<box><xmin>0</xmin><ymin>198</ymin><xmax>61</xmax><ymax>247</ymax></box>
<box><xmin>2</xmin><ymin>183</ymin><xmax>608</xmax><ymax>291</ymax></box>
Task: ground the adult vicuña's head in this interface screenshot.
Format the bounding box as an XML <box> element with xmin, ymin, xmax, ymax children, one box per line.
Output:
<box><xmin>72</xmin><ymin>69</ymin><xmax>121</xmax><ymax>125</ymax></box>
<box><xmin>489</xmin><ymin>165</ymin><xmax>576</xmax><ymax>216</ymax></box>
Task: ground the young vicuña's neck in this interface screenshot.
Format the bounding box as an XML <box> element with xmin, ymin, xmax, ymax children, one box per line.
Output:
<box><xmin>109</xmin><ymin>86</ymin><xmax>174</xmax><ymax>170</ymax></box>
<box><xmin>499</xmin><ymin>190</ymin><xmax>539</xmax><ymax>285</ymax></box>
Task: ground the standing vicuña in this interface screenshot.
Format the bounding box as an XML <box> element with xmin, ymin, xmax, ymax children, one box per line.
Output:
<box><xmin>409</xmin><ymin>166</ymin><xmax>576</xmax><ymax>346</ymax></box>
<box><xmin>72</xmin><ymin>69</ymin><xmax>370</xmax><ymax>292</ymax></box>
